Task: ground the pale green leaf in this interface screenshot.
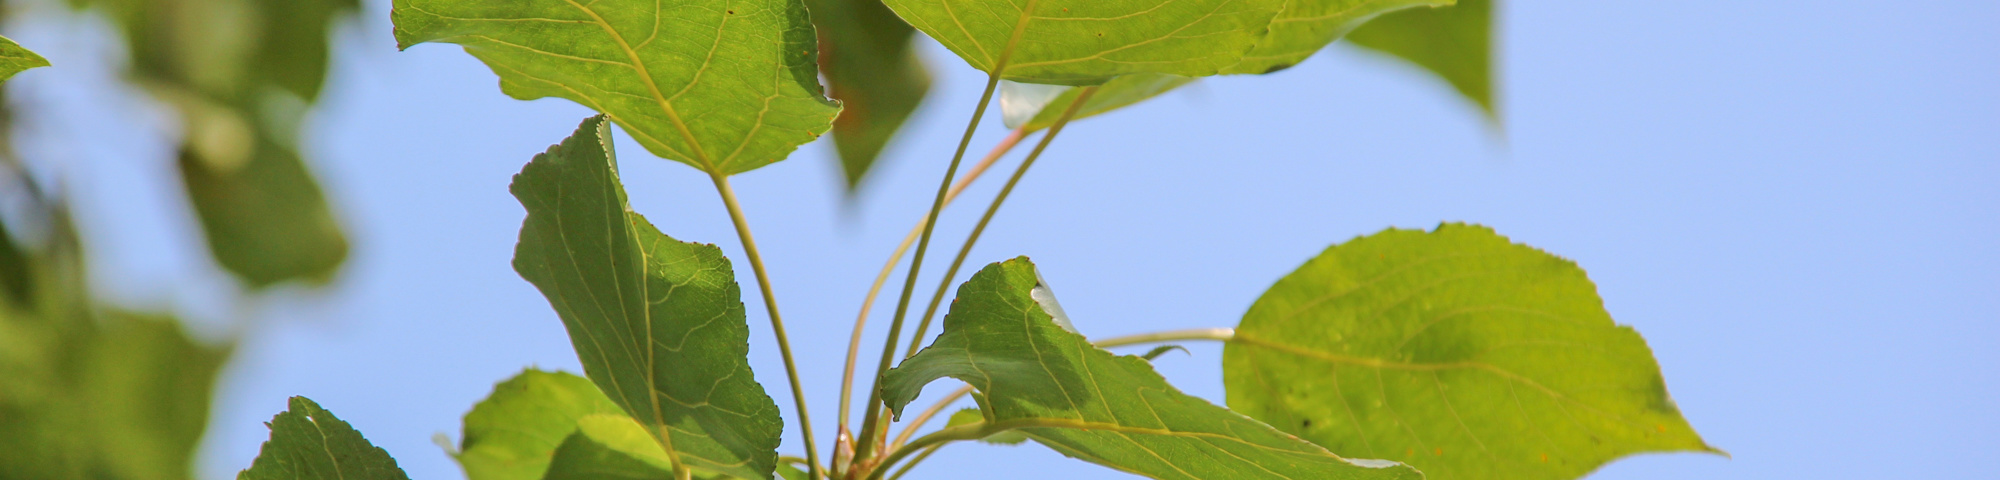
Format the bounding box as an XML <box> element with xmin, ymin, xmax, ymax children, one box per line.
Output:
<box><xmin>1346</xmin><ymin>0</ymin><xmax>1495</xmax><ymax>118</ymax></box>
<box><xmin>239</xmin><ymin>396</ymin><xmax>410</xmax><ymax>480</ymax></box>
<box><xmin>392</xmin><ymin>0</ymin><xmax>841</xmax><ymax>175</ymax></box>
<box><xmin>509</xmin><ymin>116</ymin><xmax>784</xmax><ymax>479</ymax></box>
<box><xmin>1224</xmin><ymin>223</ymin><xmax>1717</xmax><ymax>480</ymax></box>
<box><xmin>542</xmin><ymin>414</ymin><xmax>679</xmax><ymax>480</ymax></box>
<box><xmin>883</xmin><ymin>0</ymin><xmax>1286</xmax><ymax>85</ymax></box>
<box><xmin>454</xmin><ymin>369</ymin><xmax>625</xmax><ymax>480</ymax></box>
<box><xmin>883</xmin><ymin>257</ymin><xmax>1422</xmax><ymax>480</ymax></box>
<box><xmin>1223</xmin><ymin>0</ymin><xmax>1450</xmax><ymax>75</ymax></box>
<box><xmin>945</xmin><ymin>408</ymin><xmax>1026</xmax><ymax>445</ymax></box>
<box><xmin>808</xmin><ymin>0</ymin><xmax>932</xmax><ymax>191</ymax></box>
<box><xmin>0</xmin><ymin>35</ymin><xmax>49</xmax><ymax>83</ymax></box>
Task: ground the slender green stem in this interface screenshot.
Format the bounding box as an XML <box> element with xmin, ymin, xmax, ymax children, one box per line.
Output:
<box><xmin>852</xmin><ymin>73</ymin><xmax>1006</xmax><ymax>464</ymax></box>
<box><xmin>1092</xmin><ymin>327</ymin><xmax>1237</xmax><ymax>349</ymax></box>
<box><xmin>837</xmin><ymin>127</ymin><xmax>1031</xmax><ymax>437</ymax></box>
<box><xmin>708</xmin><ymin>173</ymin><xmax>823</xmax><ymax>480</ymax></box>
<box><xmin>885</xmin><ymin>445</ymin><xmax>944</xmax><ymax>480</ymax></box>
<box><xmin>904</xmin><ymin>86</ymin><xmax>1100</xmax><ymax>359</ymax></box>
<box><xmin>866</xmin><ymin>417</ymin><xmax>1105</xmax><ymax>480</ymax></box>
<box><xmin>891</xmin><ymin>384</ymin><xmax>974</xmax><ymax>449</ymax></box>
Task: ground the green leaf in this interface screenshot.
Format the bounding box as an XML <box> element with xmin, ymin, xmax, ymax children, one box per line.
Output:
<box><xmin>1223</xmin><ymin>223</ymin><xmax>1717</xmax><ymax>480</ymax></box>
<box><xmin>509</xmin><ymin>116</ymin><xmax>784</xmax><ymax>479</ymax></box>
<box><xmin>1222</xmin><ymin>0</ymin><xmax>1451</xmax><ymax>75</ymax></box>
<box><xmin>177</xmin><ymin>134</ymin><xmax>350</xmax><ymax>288</ymax></box>
<box><xmin>1137</xmin><ymin>344</ymin><xmax>1189</xmax><ymax>362</ymax></box>
<box><xmin>1016</xmin><ymin>73</ymin><xmax>1196</xmax><ymax>131</ymax></box>
<box><xmin>1346</xmin><ymin>0</ymin><xmax>1495</xmax><ymax>118</ymax></box>
<box><xmin>945</xmin><ymin>408</ymin><xmax>1027</xmax><ymax>445</ymax></box>
<box><xmin>883</xmin><ymin>0</ymin><xmax>1286</xmax><ymax>85</ymax></box>
<box><xmin>542</xmin><ymin>414</ymin><xmax>679</xmax><ymax>480</ymax></box>
<box><xmin>0</xmin><ymin>35</ymin><xmax>49</xmax><ymax>83</ymax></box>
<box><xmin>808</xmin><ymin>0</ymin><xmax>932</xmax><ymax>191</ymax></box>
<box><xmin>392</xmin><ymin>0</ymin><xmax>842</xmax><ymax>175</ymax></box>
<box><xmin>454</xmin><ymin>369</ymin><xmax>626</xmax><ymax>480</ymax></box>
<box><xmin>239</xmin><ymin>396</ymin><xmax>411</xmax><ymax>480</ymax></box>
<box><xmin>883</xmin><ymin>257</ymin><xmax>1422</xmax><ymax>480</ymax></box>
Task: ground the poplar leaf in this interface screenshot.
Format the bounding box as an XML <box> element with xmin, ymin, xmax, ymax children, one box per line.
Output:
<box><xmin>393</xmin><ymin>0</ymin><xmax>841</xmax><ymax>175</ymax></box>
<box><xmin>0</xmin><ymin>35</ymin><xmax>49</xmax><ymax>82</ymax></box>
<box><xmin>883</xmin><ymin>257</ymin><xmax>1421</xmax><ymax>480</ymax></box>
<box><xmin>1346</xmin><ymin>0</ymin><xmax>1496</xmax><ymax>118</ymax></box>
<box><xmin>453</xmin><ymin>370</ymin><xmax>625</xmax><ymax>480</ymax></box>
<box><xmin>1223</xmin><ymin>0</ymin><xmax>1451</xmax><ymax>75</ymax></box>
<box><xmin>809</xmin><ymin>0</ymin><xmax>932</xmax><ymax>191</ymax></box>
<box><xmin>509</xmin><ymin>116</ymin><xmax>784</xmax><ymax>479</ymax></box>
<box><xmin>239</xmin><ymin>397</ymin><xmax>410</xmax><ymax>480</ymax></box>
<box><xmin>1224</xmin><ymin>223</ymin><xmax>1717</xmax><ymax>480</ymax></box>
<box><xmin>882</xmin><ymin>0</ymin><xmax>1286</xmax><ymax>85</ymax></box>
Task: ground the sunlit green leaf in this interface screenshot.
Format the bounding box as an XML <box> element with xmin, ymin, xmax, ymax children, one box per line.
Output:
<box><xmin>883</xmin><ymin>257</ymin><xmax>1421</xmax><ymax>480</ymax></box>
<box><xmin>393</xmin><ymin>0</ymin><xmax>841</xmax><ymax>175</ymax></box>
<box><xmin>239</xmin><ymin>396</ymin><xmax>410</xmax><ymax>480</ymax></box>
<box><xmin>809</xmin><ymin>0</ymin><xmax>932</xmax><ymax>191</ymax></box>
<box><xmin>1224</xmin><ymin>0</ymin><xmax>1449</xmax><ymax>75</ymax></box>
<box><xmin>454</xmin><ymin>369</ymin><xmax>625</xmax><ymax>480</ymax></box>
<box><xmin>542</xmin><ymin>414</ymin><xmax>679</xmax><ymax>480</ymax></box>
<box><xmin>1224</xmin><ymin>223</ymin><xmax>1716</xmax><ymax>480</ymax></box>
<box><xmin>510</xmin><ymin>116</ymin><xmax>784</xmax><ymax>479</ymax></box>
<box><xmin>884</xmin><ymin>0</ymin><xmax>1285</xmax><ymax>85</ymax></box>
<box><xmin>0</xmin><ymin>35</ymin><xmax>49</xmax><ymax>83</ymax></box>
<box><xmin>1346</xmin><ymin>0</ymin><xmax>1495</xmax><ymax>118</ymax></box>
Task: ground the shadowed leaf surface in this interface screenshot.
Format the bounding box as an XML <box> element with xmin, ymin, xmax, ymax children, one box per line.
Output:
<box><xmin>1014</xmin><ymin>73</ymin><xmax>1196</xmax><ymax>131</ymax></box>
<box><xmin>1224</xmin><ymin>223</ymin><xmax>1714</xmax><ymax>480</ymax></box>
<box><xmin>0</xmin><ymin>35</ymin><xmax>49</xmax><ymax>82</ymax></box>
<box><xmin>1346</xmin><ymin>0</ymin><xmax>1494</xmax><ymax>118</ymax></box>
<box><xmin>454</xmin><ymin>369</ymin><xmax>625</xmax><ymax>480</ymax></box>
<box><xmin>393</xmin><ymin>0</ymin><xmax>841</xmax><ymax>175</ymax></box>
<box><xmin>239</xmin><ymin>397</ymin><xmax>410</xmax><ymax>480</ymax></box>
<box><xmin>809</xmin><ymin>0</ymin><xmax>932</xmax><ymax>191</ymax></box>
<box><xmin>883</xmin><ymin>257</ymin><xmax>1421</xmax><ymax>480</ymax></box>
<box><xmin>509</xmin><ymin>116</ymin><xmax>783</xmax><ymax>479</ymax></box>
<box><xmin>884</xmin><ymin>0</ymin><xmax>1285</xmax><ymax>85</ymax></box>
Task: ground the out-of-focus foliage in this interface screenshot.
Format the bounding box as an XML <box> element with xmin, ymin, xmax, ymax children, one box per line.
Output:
<box><xmin>808</xmin><ymin>0</ymin><xmax>932</xmax><ymax>192</ymax></box>
<box><xmin>72</xmin><ymin>0</ymin><xmax>357</xmax><ymax>287</ymax></box>
<box><xmin>1348</xmin><ymin>0</ymin><xmax>1497</xmax><ymax>119</ymax></box>
<box><xmin>0</xmin><ymin>36</ymin><xmax>48</xmax><ymax>82</ymax></box>
<box><xmin>0</xmin><ymin>179</ymin><xmax>230</xmax><ymax>480</ymax></box>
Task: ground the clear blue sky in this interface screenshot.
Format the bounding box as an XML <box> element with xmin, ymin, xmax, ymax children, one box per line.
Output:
<box><xmin>6</xmin><ymin>0</ymin><xmax>1996</xmax><ymax>478</ymax></box>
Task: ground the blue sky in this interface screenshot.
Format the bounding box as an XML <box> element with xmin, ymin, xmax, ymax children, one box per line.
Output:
<box><xmin>6</xmin><ymin>0</ymin><xmax>1996</xmax><ymax>478</ymax></box>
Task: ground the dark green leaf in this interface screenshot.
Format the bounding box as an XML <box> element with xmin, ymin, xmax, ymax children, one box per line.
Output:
<box><xmin>883</xmin><ymin>0</ymin><xmax>1286</xmax><ymax>85</ymax></box>
<box><xmin>454</xmin><ymin>369</ymin><xmax>626</xmax><ymax>480</ymax></box>
<box><xmin>1346</xmin><ymin>0</ymin><xmax>1495</xmax><ymax>118</ymax></box>
<box><xmin>1224</xmin><ymin>223</ymin><xmax>1716</xmax><ymax>480</ymax></box>
<box><xmin>239</xmin><ymin>396</ymin><xmax>410</xmax><ymax>480</ymax></box>
<box><xmin>1222</xmin><ymin>0</ymin><xmax>1450</xmax><ymax>75</ymax></box>
<box><xmin>393</xmin><ymin>0</ymin><xmax>842</xmax><ymax>175</ymax></box>
<box><xmin>808</xmin><ymin>0</ymin><xmax>932</xmax><ymax>191</ymax></box>
<box><xmin>883</xmin><ymin>257</ymin><xmax>1421</xmax><ymax>480</ymax></box>
<box><xmin>178</xmin><ymin>135</ymin><xmax>349</xmax><ymax>288</ymax></box>
<box><xmin>510</xmin><ymin>116</ymin><xmax>784</xmax><ymax>479</ymax></box>
<box><xmin>0</xmin><ymin>35</ymin><xmax>49</xmax><ymax>82</ymax></box>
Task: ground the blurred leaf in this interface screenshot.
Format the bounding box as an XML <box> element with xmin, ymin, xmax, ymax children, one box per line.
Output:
<box><xmin>82</xmin><ymin>0</ymin><xmax>357</xmax><ymax>287</ymax></box>
<box><xmin>809</xmin><ymin>0</ymin><xmax>932</xmax><ymax>191</ymax></box>
<box><xmin>239</xmin><ymin>396</ymin><xmax>411</xmax><ymax>480</ymax></box>
<box><xmin>177</xmin><ymin>133</ymin><xmax>349</xmax><ymax>288</ymax></box>
<box><xmin>0</xmin><ymin>35</ymin><xmax>50</xmax><ymax>82</ymax></box>
<box><xmin>509</xmin><ymin>116</ymin><xmax>784</xmax><ymax>479</ymax></box>
<box><xmin>883</xmin><ymin>257</ymin><xmax>1422</xmax><ymax>480</ymax></box>
<box><xmin>392</xmin><ymin>0</ymin><xmax>841</xmax><ymax>176</ymax></box>
<box><xmin>1224</xmin><ymin>0</ymin><xmax>1450</xmax><ymax>75</ymax></box>
<box><xmin>1223</xmin><ymin>223</ymin><xmax>1716</xmax><ymax>480</ymax></box>
<box><xmin>944</xmin><ymin>408</ymin><xmax>1026</xmax><ymax>445</ymax></box>
<box><xmin>1347</xmin><ymin>0</ymin><xmax>1496</xmax><ymax>118</ymax></box>
<box><xmin>884</xmin><ymin>0</ymin><xmax>1285</xmax><ymax>85</ymax></box>
<box><xmin>454</xmin><ymin>369</ymin><xmax>624</xmax><ymax>480</ymax></box>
